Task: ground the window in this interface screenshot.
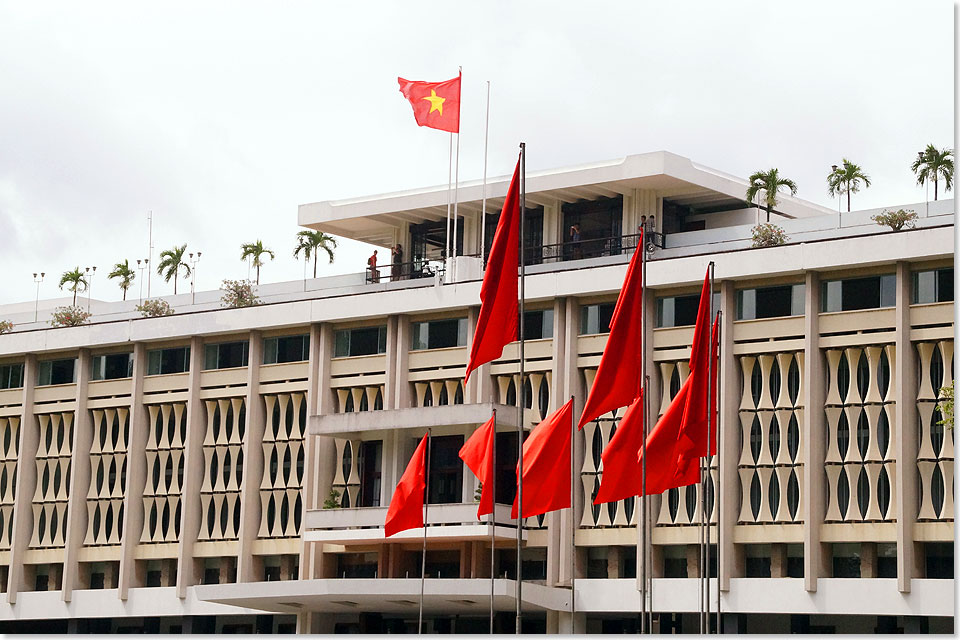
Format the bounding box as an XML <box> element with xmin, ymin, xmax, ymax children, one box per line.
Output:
<box><xmin>359</xmin><ymin>440</ymin><xmax>382</xmax><ymax>508</ymax></box>
<box><xmin>656</xmin><ymin>292</ymin><xmax>721</xmax><ymax>328</ymax></box>
<box><xmin>334</xmin><ymin>326</ymin><xmax>386</xmax><ymax>358</ymax></box>
<box><xmin>147</xmin><ymin>347</ymin><xmax>190</xmax><ymax>376</ymax></box>
<box><xmin>736</xmin><ymin>284</ymin><xmax>805</xmax><ymax>320</ymax></box>
<box><xmin>820</xmin><ymin>274</ymin><xmax>896</xmax><ymax>312</ymax></box>
<box><xmin>523</xmin><ymin>309</ymin><xmax>554</xmax><ymax>340</ymax></box>
<box><xmin>579</xmin><ymin>303</ymin><xmax>615</xmax><ymax>335</ymax></box>
<box><xmin>91</xmin><ymin>353</ymin><xmax>133</xmax><ymax>381</ymax></box>
<box><xmin>912</xmin><ymin>268</ymin><xmax>954</xmax><ymax>304</ymax></box>
<box><xmin>411</xmin><ymin>318</ymin><xmax>467</xmax><ymax>351</ymax></box>
<box><xmin>0</xmin><ymin>363</ymin><xmax>24</xmax><ymax>390</ymax></box>
<box><xmin>37</xmin><ymin>358</ymin><xmax>76</xmax><ymax>386</ymax></box>
<box><xmin>427</xmin><ymin>435</ymin><xmax>464</xmax><ymax>504</ymax></box>
<box><xmin>263</xmin><ymin>334</ymin><xmax>310</xmax><ymax>364</ymax></box>
<box><xmin>203</xmin><ymin>341</ymin><xmax>249</xmax><ymax>370</ymax></box>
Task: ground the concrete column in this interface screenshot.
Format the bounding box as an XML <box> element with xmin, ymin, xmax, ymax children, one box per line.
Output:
<box><xmin>7</xmin><ymin>354</ymin><xmax>37</xmax><ymax>603</ymax></box>
<box><xmin>119</xmin><ymin>343</ymin><xmax>148</xmax><ymax>598</ymax></box>
<box><xmin>558</xmin><ymin>297</ymin><xmax>580</xmax><ymax>588</ymax></box>
<box><xmin>61</xmin><ymin>348</ymin><xmax>92</xmax><ymax>600</ymax></box>
<box><xmin>384</xmin><ymin>315</ymin><xmax>398</xmax><ymax>410</ymax></box>
<box><xmin>894</xmin><ymin>260</ymin><xmax>919</xmax><ymax>592</ymax></box>
<box><xmin>802</xmin><ymin>271</ymin><xmax>827</xmax><ymax>591</ymax></box>
<box><xmin>770</xmin><ymin>543</ymin><xmax>788</xmax><ymax>578</ymax></box>
<box><xmin>860</xmin><ymin>542</ymin><xmax>877</xmax><ymax>578</ymax></box>
<box><xmin>394</xmin><ymin>317</ymin><xmax>412</xmax><ymax>408</ymax></box>
<box><xmin>547</xmin><ymin>296</ymin><xmax>568</xmax><ymax>588</ymax></box>
<box><xmin>719</xmin><ymin>280</ymin><xmax>737</xmax><ymax>591</ymax></box>
<box><xmin>176</xmin><ymin>336</ymin><xmax>207</xmax><ymax>597</ymax></box>
<box><xmin>639</xmin><ymin>281</ymin><xmax>660</xmax><ymax>592</ymax></box>
<box><xmin>555</xmin><ymin>611</ymin><xmax>586</xmax><ymax>634</ymax></box>
<box><xmin>237</xmin><ymin>330</ymin><xmax>265</xmax><ymax>582</ymax></box>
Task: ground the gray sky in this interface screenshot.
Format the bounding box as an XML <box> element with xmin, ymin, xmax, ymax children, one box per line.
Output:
<box><xmin>0</xmin><ymin>0</ymin><xmax>953</xmax><ymax>306</ymax></box>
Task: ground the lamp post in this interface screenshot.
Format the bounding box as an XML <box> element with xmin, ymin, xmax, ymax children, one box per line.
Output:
<box><xmin>33</xmin><ymin>272</ymin><xmax>44</xmax><ymax>323</ymax></box>
<box><xmin>189</xmin><ymin>251</ymin><xmax>201</xmax><ymax>305</ymax></box>
<box><xmin>85</xmin><ymin>266</ymin><xmax>97</xmax><ymax>312</ymax></box>
<box><xmin>137</xmin><ymin>259</ymin><xmax>149</xmax><ymax>305</ymax></box>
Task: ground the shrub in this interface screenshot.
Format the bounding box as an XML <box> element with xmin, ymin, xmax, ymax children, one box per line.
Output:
<box><xmin>322</xmin><ymin>489</ymin><xmax>342</xmax><ymax>509</ymax></box>
<box><xmin>136</xmin><ymin>299</ymin><xmax>174</xmax><ymax>318</ymax></box>
<box><xmin>751</xmin><ymin>223</ymin><xmax>788</xmax><ymax>248</ymax></box>
<box><xmin>871</xmin><ymin>208</ymin><xmax>917</xmax><ymax>231</ymax></box>
<box><xmin>221</xmin><ymin>279</ymin><xmax>261</xmax><ymax>308</ymax></box>
<box><xmin>939</xmin><ymin>382</ymin><xmax>954</xmax><ymax>431</ymax></box>
<box><xmin>0</xmin><ymin>320</ymin><xmax>12</xmax><ymax>334</ymax></box>
<box><xmin>50</xmin><ymin>305</ymin><xmax>91</xmax><ymax>328</ymax></box>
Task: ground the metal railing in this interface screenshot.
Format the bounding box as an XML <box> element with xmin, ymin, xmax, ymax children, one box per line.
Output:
<box><xmin>366</xmin><ymin>259</ymin><xmax>446</xmax><ymax>284</ymax></box>
<box><xmin>531</xmin><ymin>231</ymin><xmax>664</xmax><ymax>265</ymax></box>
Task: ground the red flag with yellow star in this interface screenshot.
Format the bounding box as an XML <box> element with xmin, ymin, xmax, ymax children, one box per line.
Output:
<box><xmin>397</xmin><ymin>74</ymin><xmax>461</xmax><ymax>133</ymax></box>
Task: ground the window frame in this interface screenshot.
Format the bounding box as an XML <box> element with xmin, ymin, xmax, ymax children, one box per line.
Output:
<box><xmin>334</xmin><ymin>326</ymin><xmax>388</xmax><ymax>358</ymax></box>
<box><xmin>203</xmin><ymin>341</ymin><xmax>250</xmax><ymax>371</ymax></box>
<box><xmin>410</xmin><ymin>318</ymin><xmax>468</xmax><ymax>351</ymax></box>
<box><xmin>263</xmin><ymin>334</ymin><xmax>310</xmax><ymax>364</ymax></box>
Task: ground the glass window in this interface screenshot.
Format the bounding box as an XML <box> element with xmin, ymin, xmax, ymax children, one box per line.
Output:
<box><xmin>204</xmin><ymin>341</ymin><xmax>249</xmax><ymax>370</ymax></box>
<box><xmin>91</xmin><ymin>353</ymin><xmax>133</xmax><ymax>381</ymax></box>
<box><xmin>736</xmin><ymin>284</ymin><xmax>805</xmax><ymax>320</ymax></box>
<box><xmin>523</xmin><ymin>309</ymin><xmax>554</xmax><ymax>340</ymax></box>
<box><xmin>0</xmin><ymin>363</ymin><xmax>24</xmax><ymax>390</ymax></box>
<box><xmin>334</xmin><ymin>326</ymin><xmax>387</xmax><ymax>358</ymax></box>
<box><xmin>656</xmin><ymin>292</ymin><xmax>721</xmax><ymax>328</ymax></box>
<box><xmin>37</xmin><ymin>358</ymin><xmax>76</xmax><ymax>386</ymax></box>
<box><xmin>146</xmin><ymin>347</ymin><xmax>190</xmax><ymax>376</ymax></box>
<box><xmin>263</xmin><ymin>334</ymin><xmax>310</xmax><ymax>364</ymax></box>
<box><xmin>912</xmin><ymin>268</ymin><xmax>954</xmax><ymax>304</ymax></box>
<box><xmin>579</xmin><ymin>303</ymin><xmax>615</xmax><ymax>335</ymax></box>
<box><xmin>410</xmin><ymin>318</ymin><xmax>467</xmax><ymax>351</ymax></box>
<box><xmin>821</xmin><ymin>274</ymin><xmax>896</xmax><ymax>312</ymax></box>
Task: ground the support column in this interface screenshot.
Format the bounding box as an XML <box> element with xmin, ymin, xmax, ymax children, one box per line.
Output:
<box><xmin>558</xmin><ymin>297</ymin><xmax>580</xmax><ymax>589</ymax></box>
<box><xmin>394</xmin><ymin>317</ymin><xmax>412</xmax><ymax>409</ymax></box>
<box><xmin>719</xmin><ymin>280</ymin><xmax>737</xmax><ymax>591</ymax></box>
<box><xmin>639</xmin><ymin>281</ymin><xmax>660</xmax><ymax>592</ymax></box>
<box><xmin>119</xmin><ymin>343</ymin><xmax>148</xmax><ymax>598</ymax></box>
<box><xmin>237</xmin><ymin>331</ymin><xmax>265</xmax><ymax>582</ymax></box>
<box><xmin>802</xmin><ymin>272</ymin><xmax>826</xmax><ymax>591</ymax></box>
<box><xmin>7</xmin><ymin>354</ymin><xmax>37</xmax><ymax>603</ymax></box>
<box><xmin>894</xmin><ymin>260</ymin><xmax>919</xmax><ymax>592</ymax></box>
<box><xmin>62</xmin><ymin>349</ymin><xmax>92</xmax><ymax>600</ymax></box>
<box><xmin>547</xmin><ymin>296</ymin><xmax>568</xmax><ymax>588</ymax></box>
<box><xmin>176</xmin><ymin>336</ymin><xmax>206</xmax><ymax>598</ymax></box>
<box><xmin>384</xmin><ymin>315</ymin><xmax>399</xmax><ymax>410</ymax></box>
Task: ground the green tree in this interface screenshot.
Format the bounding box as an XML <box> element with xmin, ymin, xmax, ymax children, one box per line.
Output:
<box><xmin>58</xmin><ymin>267</ymin><xmax>88</xmax><ymax>306</ymax></box>
<box><xmin>107</xmin><ymin>259</ymin><xmax>136</xmax><ymax>301</ymax></box>
<box><xmin>240</xmin><ymin>240</ymin><xmax>275</xmax><ymax>285</ymax></box>
<box><xmin>293</xmin><ymin>230</ymin><xmax>338</xmax><ymax>278</ymax></box>
<box><xmin>827</xmin><ymin>158</ymin><xmax>871</xmax><ymax>213</ymax></box>
<box><xmin>157</xmin><ymin>244</ymin><xmax>190</xmax><ymax>295</ymax></box>
<box><xmin>911</xmin><ymin>144</ymin><xmax>954</xmax><ymax>201</ymax></box>
<box><xmin>745</xmin><ymin>168</ymin><xmax>798</xmax><ymax>222</ymax></box>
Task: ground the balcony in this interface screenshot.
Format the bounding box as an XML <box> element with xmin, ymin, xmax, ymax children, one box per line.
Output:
<box><xmin>309</xmin><ymin>402</ymin><xmax>520</xmax><ymax>438</ymax></box>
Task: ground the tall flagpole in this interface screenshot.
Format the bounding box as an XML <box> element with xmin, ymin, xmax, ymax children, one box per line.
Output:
<box><xmin>570</xmin><ymin>395</ymin><xmax>576</xmax><ymax>623</ymax></box>
<box><xmin>515</xmin><ymin>141</ymin><xmax>527</xmax><ymax>635</ymax></box>
<box><xmin>490</xmin><ymin>408</ymin><xmax>497</xmax><ymax>634</ymax></box>
<box><xmin>480</xmin><ymin>80</ymin><xmax>491</xmax><ymax>266</ymax></box>
<box><xmin>446</xmin><ymin>134</ymin><xmax>453</xmax><ymax>265</ymax></box>
<box><xmin>419</xmin><ymin>430</ymin><xmax>432</xmax><ymax>634</ymax></box>
<box><xmin>715</xmin><ymin>309</ymin><xmax>723</xmax><ymax>634</ymax></box>
<box><xmin>453</xmin><ymin>67</ymin><xmax>462</xmax><ymax>264</ymax></box>
<box><xmin>639</xmin><ymin>231</ymin><xmax>648</xmax><ymax>634</ymax></box>
<box><xmin>704</xmin><ymin>261</ymin><xmax>716</xmax><ymax>633</ymax></box>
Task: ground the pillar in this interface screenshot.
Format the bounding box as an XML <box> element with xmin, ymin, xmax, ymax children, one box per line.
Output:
<box><xmin>802</xmin><ymin>271</ymin><xmax>827</xmax><ymax>591</ymax></box>
<box><xmin>719</xmin><ymin>280</ymin><xmax>738</xmax><ymax>591</ymax></box>
<box><xmin>7</xmin><ymin>354</ymin><xmax>37</xmax><ymax>603</ymax></box>
<box><xmin>119</xmin><ymin>343</ymin><xmax>148</xmax><ymax>598</ymax></box>
<box><xmin>176</xmin><ymin>336</ymin><xmax>207</xmax><ymax>597</ymax></box>
<box><xmin>62</xmin><ymin>348</ymin><xmax>92</xmax><ymax>600</ymax></box>
<box><xmin>894</xmin><ymin>260</ymin><xmax>919</xmax><ymax>592</ymax></box>
<box><xmin>237</xmin><ymin>330</ymin><xmax>265</xmax><ymax>582</ymax></box>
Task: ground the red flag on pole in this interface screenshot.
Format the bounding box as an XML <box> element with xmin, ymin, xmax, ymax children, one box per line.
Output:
<box><xmin>637</xmin><ymin>378</ymin><xmax>701</xmax><ymax>496</ymax></box>
<box><xmin>459</xmin><ymin>415</ymin><xmax>496</xmax><ymax>519</ymax></box>
<box><xmin>511</xmin><ymin>399</ymin><xmax>574</xmax><ymax>519</ymax></box>
<box><xmin>464</xmin><ymin>156</ymin><xmax>521</xmax><ymax>383</ymax></box>
<box><xmin>593</xmin><ymin>391</ymin><xmax>645</xmax><ymax>504</ymax></box>
<box><xmin>397</xmin><ymin>74</ymin><xmax>461</xmax><ymax>133</ymax></box>
<box><xmin>384</xmin><ymin>434</ymin><xmax>429</xmax><ymax>537</ymax></box>
<box><xmin>578</xmin><ymin>235</ymin><xmax>645</xmax><ymax>429</ymax></box>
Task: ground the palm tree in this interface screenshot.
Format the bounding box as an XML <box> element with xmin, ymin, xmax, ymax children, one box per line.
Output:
<box><xmin>827</xmin><ymin>158</ymin><xmax>871</xmax><ymax>212</ymax></box>
<box><xmin>240</xmin><ymin>240</ymin><xmax>275</xmax><ymax>285</ymax></box>
<box><xmin>911</xmin><ymin>144</ymin><xmax>954</xmax><ymax>201</ymax></box>
<box><xmin>745</xmin><ymin>168</ymin><xmax>798</xmax><ymax>222</ymax></box>
<box><xmin>59</xmin><ymin>267</ymin><xmax>88</xmax><ymax>306</ymax></box>
<box><xmin>108</xmin><ymin>259</ymin><xmax>136</xmax><ymax>301</ymax></box>
<box><xmin>293</xmin><ymin>230</ymin><xmax>338</xmax><ymax>278</ymax></box>
<box><xmin>157</xmin><ymin>244</ymin><xmax>191</xmax><ymax>295</ymax></box>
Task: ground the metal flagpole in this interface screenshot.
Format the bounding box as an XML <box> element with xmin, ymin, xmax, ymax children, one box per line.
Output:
<box><xmin>705</xmin><ymin>261</ymin><xmax>715</xmax><ymax>633</ymax></box>
<box><xmin>643</xmin><ymin>375</ymin><xmax>651</xmax><ymax>634</ymax></box>
<box><xmin>715</xmin><ymin>309</ymin><xmax>723</xmax><ymax>634</ymax></box>
<box><xmin>515</xmin><ymin>141</ymin><xmax>527</xmax><ymax>635</ymax></box>
<box><xmin>419</xmin><ymin>430</ymin><xmax>432</xmax><ymax>634</ymax></box>
<box><xmin>453</xmin><ymin>67</ymin><xmax>462</xmax><ymax>265</ymax></box>
<box><xmin>570</xmin><ymin>395</ymin><xmax>576</xmax><ymax>623</ymax></box>
<box><xmin>700</xmin><ymin>454</ymin><xmax>706</xmax><ymax>633</ymax></box>
<box><xmin>480</xmin><ymin>80</ymin><xmax>491</xmax><ymax>267</ymax></box>
<box><xmin>147</xmin><ymin>211</ymin><xmax>153</xmax><ymax>298</ymax></box>
<box><xmin>639</xmin><ymin>232</ymin><xmax>648</xmax><ymax>634</ymax></box>
<box><xmin>446</xmin><ymin>134</ymin><xmax>453</xmax><ymax>265</ymax></box>
<box><xmin>490</xmin><ymin>408</ymin><xmax>497</xmax><ymax>634</ymax></box>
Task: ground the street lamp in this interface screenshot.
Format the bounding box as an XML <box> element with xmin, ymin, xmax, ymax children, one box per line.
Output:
<box><xmin>137</xmin><ymin>259</ymin><xmax>149</xmax><ymax>305</ymax></box>
<box><xmin>33</xmin><ymin>272</ymin><xmax>45</xmax><ymax>323</ymax></box>
<box><xmin>189</xmin><ymin>251</ymin><xmax>201</xmax><ymax>305</ymax></box>
<box><xmin>85</xmin><ymin>266</ymin><xmax>97</xmax><ymax>312</ymax></box>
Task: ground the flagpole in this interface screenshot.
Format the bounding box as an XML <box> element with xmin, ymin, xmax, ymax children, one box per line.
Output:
<box><xmin>446</xmin><ymin>133</ymin><xmax>453</xmax><ymax>266</ymax></box>
<box><xmin>570</xmin><ymin>395</ymin><xmax>576</xmax><ymax>622</ymax></box>
<box><xmin>639</xmin><ymin>232</ymin><xmax>648</xmax><ymax>635</ymax></box>
<box><xmin>453</xmin><ymin>67</ymin><xmax>462</xmax><ymax>264</ymax></box>
<box><xmin>419</xmin><ymin>429</ymin><xmax>432</xmax><ymax>634</ymax></box>
<box><xmin>490</xmin><ymin>408</ymin><xmax>497</xmax><ymax>634</ymax></box>
<box><xmin>643</xmin><ymin>374</ymin><xmax>651</xmax><ymax>634</ymax></box>
<box><xmin>705</xmin><ymin>261</ymin><xmax>716</xmax><ymax>633</ymax></box>
<box><xmin>714</xmin><ymin>309</ymin><xmax>723</xmax><ymax>634</ymax></box>
<box><xmin>515</xmin><ymin>141</ymin><xmax>527</xmax><ymax>635</ymax></box>
<box><xmin>480</xmin><ymin>80</ymin><xmax>491</xmax><ymax>266</ymax></box>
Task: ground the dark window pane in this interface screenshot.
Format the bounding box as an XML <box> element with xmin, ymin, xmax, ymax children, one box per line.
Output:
<box><xmin>937</xmin><ymin>268</ymin><xmax>954</xmax><ymax>302</ymax></box>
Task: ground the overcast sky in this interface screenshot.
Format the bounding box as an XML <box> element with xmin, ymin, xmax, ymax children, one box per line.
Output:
<box><xmin>0</xmin><ymin>1</ymin><xmax>953</xmax><ymax>306</ymax></box>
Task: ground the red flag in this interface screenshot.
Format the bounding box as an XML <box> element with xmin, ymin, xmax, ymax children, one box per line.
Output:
<box><xmin>578</xmin><ymin>235</ymin><xmax>645</xmax><ymax>429</ymax></box>
<box><xmin>593</xmin><ymin>391</ymin><xmax>645</xmax><ymax>505</ymax></box>
<box><xmin>459</xmin><ymin>415</ymin><xmax>496</xmax><ymax>519</ymax></box>
<box><xmin>464</xmin><ymin>156</ymin><xmax>520</xmax><ymax>383</ymax></box>
<box><xmin>675</xmin><ymin>270</ymin><xmax>717</xmax><ymax>477</ymax></box>
<box><xmin>511</xmin><ymin>399</ymin><xmax>574</xmax><ymax>519</ymax></box>
<box><xmin>397</xmin><ymin>74</ymin><xmax>461</xmax><ymax>133</ymax></box>
<box><xmin>384</xmin><ymin>434</ymin><xmax>428</xmax><ymax>537</ymax></box>
<box><xmin>637</xmin><ymin>378</ymin><xmax>700</xmax><ymax>496</ymax></box>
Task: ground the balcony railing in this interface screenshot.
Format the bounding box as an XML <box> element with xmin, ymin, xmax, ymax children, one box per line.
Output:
<box><xmin>366</xmin><ymin>259</ymin><xmax>445</xmax><ymax>284</ymax></box>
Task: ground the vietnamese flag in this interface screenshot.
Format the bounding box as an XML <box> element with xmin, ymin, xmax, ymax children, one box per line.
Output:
<box><xmin>578</xmin><ymin>234</ymin><xmax>645</xmax><ymax>429</ymax></box>
<box><xmin>511</xmin><ymin>399</ymin><xmax>574</xmax><ymax>519</ymax></box>
<box><xmin>638</xmin><ymin>378</ymin><xmax>700</xmax><ymax>495</ymax></box>
<box><xmin>384</xmin><ymin>434</ymin><xmax>429</xmax><ymax>537</ymax></box>
<box><xmin>464</xmin><ymin>155</ymin><xmax>520</xmax><ymax>383</ymax></box>
<box><xmin>593</xmin><ymin>391</ymin><xmax>645</xmax><ymax>505</ymax></box>
<box><xmin>397</xmin><ymin>74</ymin><xmax>461</xmax><ymax>133</ymax></box>
<box><xmin>459</xmin><ymin>415</ymin><xmax>496</xmax><ymax>519</ymax></box>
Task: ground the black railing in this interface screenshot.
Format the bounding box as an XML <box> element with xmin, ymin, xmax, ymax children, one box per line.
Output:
<box><xmin>534</xmin><ymin>231</ymin><xmax>664</xmax><ymax>265</ymax></box>
<box><xmin>366</xmin><ymin>259</ymin><xmax>446</xmax><ymax>284</ymax></box>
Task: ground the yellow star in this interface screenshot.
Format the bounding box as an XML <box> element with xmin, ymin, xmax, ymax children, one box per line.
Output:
<box><xmin>422</xmin><ymin>89</ymin><xmax>445</xmax><ymax>115</ymax></box>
